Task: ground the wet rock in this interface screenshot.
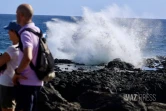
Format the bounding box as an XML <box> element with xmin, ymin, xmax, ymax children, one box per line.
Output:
<box><xmin>54</xmin><ymin>58</ymin><xmax>85</xmax><ymax>65</ymax></box>
<box><xmin>106</xmin><ymin>58</ymin><xmax>134</xmax><ymax>70</ymax></box>
<box><xmin>144</xmin><ymin>58</ymin><xmax>160</xmax><ymax>68</ymax></box>
<box><xmin>37</xmin><ymin>57</ymin><xmax>166</xmax><ymax>111</ymax></box>
<box><xmin>54</xmin><ymin>59</ymin><xmax>74</xmax><ymax>64</ymax></box>
<box><xmin>54</xmin><ymin>65</ymin><xmax>61</xmax><ymax>71</ymax></box>
<box><xmin>147</xmin><ymin>102</ymin><xmax>166</xmax><ymax>111</ymax></box>
<box><xmin>37</xmin><ymin>83</ymin><xmax>82</xmax><ymax>111</ymax></box>
<box><xmin>78</xmin><ymin>90</ymin><xmax>147</xmax><ymax>111</ymax></box>
<box><xmin>78</xmin><ymin>67</ymin><xmax>84</xmax><ymax>71</ymax></box>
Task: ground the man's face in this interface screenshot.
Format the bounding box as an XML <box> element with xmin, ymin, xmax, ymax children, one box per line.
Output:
<box><xmin>16</xmin><ymin>10</ymin><xmax>22</xmax><ymax>25</ymax></box>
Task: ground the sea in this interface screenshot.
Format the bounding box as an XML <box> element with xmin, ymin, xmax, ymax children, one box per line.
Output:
<box><xmin>0</xmin><ymin>14</ymin><xmax>166</xmax><ymax>67</ymax></box>
<box><xmin>0</xmin><ymin>14</ymin><xmax>74</xmax><ymax>52</ymax></box>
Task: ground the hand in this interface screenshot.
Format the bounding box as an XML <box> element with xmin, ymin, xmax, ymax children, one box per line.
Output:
<box><xmin>12</xmin><ymin>74</ymin><xmax>27</xmax><ymax>85</ymax></box>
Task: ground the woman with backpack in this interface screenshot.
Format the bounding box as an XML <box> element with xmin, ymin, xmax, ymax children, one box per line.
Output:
<box><xmin>0</xmin><ymin>21</ymin><xmax>22</xmax><ymax>111</ymax></box>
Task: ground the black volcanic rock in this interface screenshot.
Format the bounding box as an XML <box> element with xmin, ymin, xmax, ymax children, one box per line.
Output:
<box><xmin>54</xmin><ymin>65</ymin><xmax>62</xmax><ymax>71</ymax></box>
<box><xmin>78</xmin><ymin>90</ymin><xmax>147</xmax><ymax>111</ymax></box>
<box><xmin>54</xmin><ymin>58</ymin><xmax>74</xmax><ymax>64</ymax></box>
<box><xmin>54</xmin><ymin>58</ymin><xmax>85</xmax><ymax>65</ymax></box>
<box><xmin>37</xmin><ymin>58</ymin><xmax>166</xmax><ymax>111</ymax></box>
<box><xmin>107</xmin><ymin>58</ymin><xmax>134</xmax><ymax>70</ymax></box>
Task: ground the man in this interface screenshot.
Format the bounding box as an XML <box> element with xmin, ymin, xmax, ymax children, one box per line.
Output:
<box><xmin>12</xmin><ymin>4</ymin><xmax>43</xmax><ymax>111</ymax></box>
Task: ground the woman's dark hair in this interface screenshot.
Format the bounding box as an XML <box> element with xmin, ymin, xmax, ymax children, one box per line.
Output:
<box><xmin>10</xmin><ymin>30</ymin><xmax>19</xmax><ymax>36</ymax></box>
<box><xmin>15</xmin><ymin>31</ymin><xmax>20</xmax><ymax>37</ymax></box>
<box><xmin>11</xmin><ymin>30</ymin><xmax>23</xmax><ymax>49</ymax></box>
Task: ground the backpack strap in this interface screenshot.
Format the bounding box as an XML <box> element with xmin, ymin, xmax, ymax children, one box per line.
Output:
<box><xmin>20</xmin><ymin>28</ymin><xmax>43</xmax><ymax>38</ymax></box>
<box><xmin>19</xmin><ymin>28</ymin><xmax>43</xmax><ymax>72</ymax></box>
<box><xmin>19</xmin><ymin>28</ymin><xmax>43</xmax><ymax>51</ymax></box>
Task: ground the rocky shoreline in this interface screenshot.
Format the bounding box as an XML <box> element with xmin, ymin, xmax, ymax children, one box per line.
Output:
<box><xmin>37</xmin><ymin>57</ymin><xmax>166</xmax><ymax>111</ymax></box>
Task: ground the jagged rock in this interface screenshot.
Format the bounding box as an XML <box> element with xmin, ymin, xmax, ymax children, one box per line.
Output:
<box><xmin>107</xmin><ymin>58</ymin><xmax>134</xmax><ymax>70</ymax></box>
<box><xmin>147</xmin><ymin>102</ymin><xmax>166</xmax><ymax>111</ymax></box>
<box><xmin>54</xmin><ymin>59</ymin><xmax>74</xmax><ymax>64</ymax></box>
<box><xmin>54</xmin><ymin>58</ymin><xmax>85</xmax><ymax>66</ymax></box>
<box><xmin>36</xmin><ymin>57</ymin><xmax>166</xmax><ymax>111</ymax></box>
<box><xmin>37</xmin><ymin>83</ymin><xmax>82</xmax><ymax>111</ymax></box>
<box><xmin>54</xmin><ymin>65</ymin><xmax>61</xmax><ymax>71</ymax></box>
<box><xmin>78</xmin><ymin>90</ymin><xmax>147</xmax><ymax>111</ymax></box>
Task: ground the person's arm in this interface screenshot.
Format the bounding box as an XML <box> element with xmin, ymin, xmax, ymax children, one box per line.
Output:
<box><xmin>13</xmin><ymin>31</ymin><xmax>31</xmax><ymax>85</ymax></box>
<box><xmin>0</xmin><ymin>52</ymin><xmax>11</xmax><ymax>67</ymax></box>
<box><xmin>15</xmin><ymin>47</ymin><xmax>33</xmax><ymax>73</ymax></box>
<box><xmin>15</xmin><ymin>31</ymin><xmax>33</xmax><ymax>74</ymax></box>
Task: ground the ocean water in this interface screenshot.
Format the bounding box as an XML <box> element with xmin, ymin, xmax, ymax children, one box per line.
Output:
<box><xmin>0</xmin><ymin>14</ymin><xmax>75</xmax><ymax>52</ymax></box>
<box><xmin>0</xmin><ymin>14</ymin><xmax>166</xmax><ymax>67</ymax></box>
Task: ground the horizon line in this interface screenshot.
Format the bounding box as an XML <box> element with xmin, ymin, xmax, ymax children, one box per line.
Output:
<box><xmin>0</xmin><ymin>13</ymin><xmax>165</xmax><ymax>20</ymax></box>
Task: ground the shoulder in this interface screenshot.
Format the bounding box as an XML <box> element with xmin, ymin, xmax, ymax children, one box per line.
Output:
<box><xmin>6</xmin><ymin>45</ymin><xmax>18</xmax><ymax>52</ymax></box>
<box><xmin>20</xmin><ymin>30</ymin><xmax>32</xmax><ymax>43</ymax></box>
<box><xmin>21</xmin><ymin>26</ymin><xmax>40</xmax><ymax>37</ymax></box>
<box><xmin>5</xmin><ymin>45</ymin><xmax>19</xmax><ymax>58</ymax></box>
<box><xmin>21</xmin><ymin>30</ymin><xmax>31</xmax><ymax>38</ymax></box>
